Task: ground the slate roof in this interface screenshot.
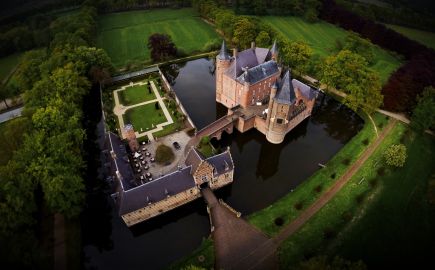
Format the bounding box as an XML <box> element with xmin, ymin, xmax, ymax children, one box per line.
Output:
<box><xmin>292</xmin><ymin>79</ymin><xmax>317</xmax><ymax>100</ymax></box>
<box><xmin>107</xmin><ymin>132</ymin><xmax>135</xmax><ymax>191</ymax></box>
<box><xmin>226</xmin><ymin>47</ymin><xmax>272</xmax><ymax>79</ymax></box>
<box><xmin>274</xmin><ymin>70</ymin><xmax>296</xmax><ymax>104</ymax></box>
<box><xmin>217</xmin><ymin>40</ymin><xmax>231</xmax><ymax>60</ymax></box>
<box><xmin>185</xmin><ymin>147</ymin><xmax>205</xmax><ymax>174</ymax></box>
<box><xmin>236</xmin><ymin>60</ymin><xmax>279</xmax><ymax>84</ymax></box>
<box><xmin>206</xmin><ymin>150</ymin><xmax>234</xmax><ymax>175</ymax></box>
<box><xmin>118</xmin><ymin>167</ymin><xmax>196</xmax><ymax>215</ymax></box>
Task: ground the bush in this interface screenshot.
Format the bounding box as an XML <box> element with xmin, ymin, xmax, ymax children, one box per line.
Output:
<box><xmin>330</xmin><ymin>173</ymin><xmax>336</xmax><ymax>179</ymax></box>
<box><xmin>383</xmin><ymin>143</ymin><xmax>407</xmax><ymax>167</ymax></box>
<box><xmin>294</xmin><ymin>201</ymin><xmax>304</xmax><ymax>210</ymax></box>
<box><xmin>155</xmin><ymin>144</ymin><xmax>175</xmax><ymax>164</ymax></box>
<box><xmin>274</xmin><ymin>217</ymin><xmax>284</xmax><ymax>226</ymax></box>
<box><xmin>362</xmin><ymin>138</ymin><xmax>369</xmax><ymax>145</ymax></box>
<box><xmin>314</xmin><ymin>185</ymin><xmax>323</xmax><ymax>193</ymax></box>
<box><xmin>341</xmin><ymin>158</ymin><xmax>351</xmax><ymax>166</ymax></box>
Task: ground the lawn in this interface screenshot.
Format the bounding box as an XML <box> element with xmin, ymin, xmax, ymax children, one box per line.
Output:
<box><xmin>386</xmin><ymin>24</ymin><xmax>435</xmax><ymax>50</ymax></box>
<box><xmin>168</xmin><ymin>238</ymin><xmax>214</xmax><ymax>270</ymax></box>
<box><xmin>0</xmin><ymin>53</ymin><xmax>22</xmax><ymax>82</ymax></box>
<box><xmin>262</xmin><ymin>16</ymin><xmax>402</xmax><ymax>83</ymax></box>
<box><xmin>123</xmin><ymin>102</ymin><xmax>167</xmax><ymax>132</ymax></box>
<box><xmin>277</xmin><ymin>123</ymin><xmax>414</xmax><ymax>268</ymax></box>
<box><xmin>97</xmin><ymin>8</ymin><xmax>219</xmax><ymax>68</ymax></box>
<box><xmin>118</xmin><ymin>84</ymin><xmax>155</xmax><ymax>106</ymax></box>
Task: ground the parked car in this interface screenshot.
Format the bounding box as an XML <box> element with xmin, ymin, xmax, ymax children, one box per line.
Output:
<box><xmin>173</xmin><ymin>141</ymin><xmax>181</xmax><ymax>150</ymax></box>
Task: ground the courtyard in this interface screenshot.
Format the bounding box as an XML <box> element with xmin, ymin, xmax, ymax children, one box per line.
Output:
<box><xmin>112</xmin><ymin>77</ymin><xmax>184</xmax><ymax>140</ymax></box>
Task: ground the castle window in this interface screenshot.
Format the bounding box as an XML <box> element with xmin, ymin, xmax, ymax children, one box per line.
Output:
<box><xmin>276</xmin><ymin>118</ymin><xmax>284</xmax><ymax>124</ymax></box>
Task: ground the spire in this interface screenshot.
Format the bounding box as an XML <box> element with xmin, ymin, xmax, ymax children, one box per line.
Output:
<box><xmin>271</xmin><ymin>40</ymin><xmax>278</xmax><ymax>59</ymax></box>
<box><xmin>218</xmin><ymin>40</ymin><xmax>231</xmax><ymax>60</ymax></box>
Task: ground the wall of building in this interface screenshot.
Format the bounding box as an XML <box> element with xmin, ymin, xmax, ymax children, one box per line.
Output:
<box><xmin>209</xmin><ymin>170</ymin><xmax>234</xmax><ymax>189</ymax></box>
<box><xmin>122</xmin><ymin>186</ymin><xmax>201</xmax><ymax>226</ymax></box>
<box><xmin>240</xmin><ymin>75</ymin><xmax>279</xmax><ymax>108</ymax></box>
<box><xmin>193</xmin><ymin>161</ymin><xmax>214</xmax><ymax>185</ymax></box>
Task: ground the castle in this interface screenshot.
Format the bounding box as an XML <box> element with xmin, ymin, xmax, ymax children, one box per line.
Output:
<box><xmin>107</xmin><ymin>132</ymin><xmax>234</xmax><ymax>227</ymax></box>
<box><xmin>215</xmin><ymin>40</ymin><xmax>317</xmax><ymax>144</ymax></box>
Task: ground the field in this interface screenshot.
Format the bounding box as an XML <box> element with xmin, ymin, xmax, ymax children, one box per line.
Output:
<box><xmin>97</xmin><ymin>8</ymin><xmax>219</xmax><ymax>68</ymax></box>
<box><xmin>386</xmin><ymin>24</ymin><xmax>435</xmax><ymax>50</ymax></box>
<box><xmin>119</xmin><ymin>84</ymin><xmax>155</xmax><ymax>106</ymax></box>
<box><xmin>262</xmin><ymin>16</ymin><xmax>402</xmax><ymax>83</ymax></box>
<box><xmin>123</xmin><ymin>102</ymin><xmax>167</xmax><ymax>132</ymax></box>
<box><xmin>0</xmin><ymin>53</ymin><xmax>22</xmax><ymax>82</ymax></box>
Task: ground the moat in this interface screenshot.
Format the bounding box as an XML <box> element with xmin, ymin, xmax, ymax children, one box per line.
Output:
<box><xmin>82</xmin><ymin>58</ymin><xmax>364</xmax><ymax>270</ymax></box>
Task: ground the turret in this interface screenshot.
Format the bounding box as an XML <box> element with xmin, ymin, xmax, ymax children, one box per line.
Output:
<box><xmin>216</xmin><ymin>40</ymin><xmax>232</xmax><ymax>103</ymax></box>
<box><xmin>270</xmin><ymin>40</ymin><xmax>278</xmax><ymax>61</ymax></box>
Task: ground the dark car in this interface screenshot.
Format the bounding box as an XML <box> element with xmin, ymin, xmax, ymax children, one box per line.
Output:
<box><xmin>173</xmin><ymin>141</ymin><xmax>181</xmax><ymax>150</ymax></box>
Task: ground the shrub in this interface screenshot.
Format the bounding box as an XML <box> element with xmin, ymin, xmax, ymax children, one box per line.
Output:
<box><xmin>383</xmin><ymin>144</ymin><xmax>407</xmax><ymax>167</ymax></box>
<box><xmin>341</xmin><ymin>158</ymin><xmax>351</xmax><ymax>166</ymax></box>
<box><xmin>330</xmin><ymin>173</ymin><xmax>336</xmax><ymax>179</ymax></box>
<box><xmin>274</xmin><ymin>217</ymin><xmax>284</xmax><ymax>226</ymax></box>
<box><xmin>341</xmin><ymin>211</ymin><xmax>353</xmax><ymax>222</ymax></box>
<box><xmin>362</xmin><ymin>138</ymin><xmax>369</xmax><ymax>145</ymax></box>
<box><xmin>314</xmin><ymin>185</ymin><xmax>323</xmax><ymax>193</ymax></box>
<box><xmin>294</xmin><ymin>201</ymin><xmax>304</xmax><ymax>210</ymax></box>
<box><xmin>356</xmin><ymin>193</ymin><xmax>365</xmax><ymax>204</ymax></box>
<box><xmin>155</xmin><ymin>144</ymin><xmax>175</xmax><ymax>164</ymax></box>
<box><xmin>369</xmin><ymin>178</ymin><xmax>378</xmax><ymax>188</ymax></box>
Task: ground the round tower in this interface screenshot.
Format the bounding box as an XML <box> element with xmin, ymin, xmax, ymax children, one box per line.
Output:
<box><xmin>216</xmin><ymin>40</ymin><xmax>231</xmax><ymax>103</ymax></box>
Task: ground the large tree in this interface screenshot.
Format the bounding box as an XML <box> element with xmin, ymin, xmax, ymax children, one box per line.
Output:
<box><xmin>384</xmin><ymin>144</ymin><xmax>407</xmax><ymax>167</ymax></box>
<box><xmin>232</xmin><ymin>17</ymin><xmax>257</xmax><ymax>49</ymax></box>
<box><xmin>321</xmin><ymin>50</ymin><xmax>383</xmax><ymax>114</ymax></box>
<box><xmin>411</xmin><ymin>86</ymin><xmax>435</xmax><ymax>133</ymax></box>
<box><xmin>282</xmin><ymin>40</ymin><xmax>312</xmax><ymax>74</ymax></box>
<box><xmin>147</xmin><ymin>33</ymin><xmax>177</xmax><ymax>62</ymax></box>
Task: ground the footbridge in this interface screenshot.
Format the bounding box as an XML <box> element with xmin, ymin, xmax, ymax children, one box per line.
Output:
<box><xmin>196</xmin><ymin>114</ymin><xmax>238</xmax><ymax>140</ymax></box>
<box><xmin>201</xmin><ymin>187</ymin><xmax>278</xmax><ymax>270</ymax></box>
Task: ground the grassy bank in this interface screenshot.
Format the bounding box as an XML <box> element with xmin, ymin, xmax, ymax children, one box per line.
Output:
<box><xmin>0</xmin><ymin>52</ymin><xmax>22</xmax><ymax>82</ymax></box>
<box><xmin>97</xmin><ymin>8</ymin><xmax>219</xmax><ymax>68</ymax></box>
<box><xmin>168</xmin><ymin>238</ymin><xmax>214</xmax><ymax>270</ymax></box>
<box><xmin>277</xmin><ymin>122</ymin><xmax>407</xmax><ymax>268</ymax></box>
<box><xmin>262</xmin><ymin>16</ymin><xmax>402</xmax><ymax>83</ymax></box>
<box><xmin>328</xmin><ymin>130</ymin><xmax>435</xmax><ymax>268</ymax></box>
<box><xmin>248</xmin><ymin>112</ymin><xmax>378</xmax><ymax>236</ymax></box>
<box><xmin>386</xmin><ymin>24</ymin><xmax>435</xmax><ymax>50</ymax></box>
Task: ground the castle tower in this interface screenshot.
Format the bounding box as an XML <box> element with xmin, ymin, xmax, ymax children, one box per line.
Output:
<box><xmin>216</xmin><ymin>40</ymin><xmax>231</xmax><ymax>103</ymax></box>
<box><xmin>270</xmin><ymin>40</ymin><xmax>278</xmax><ymax>62</ymax></box>
<box><xmin>122</xmin><ymin>124</ymin><xmax>139</xmax><ymax>152</ymax></box>
<box><xmin>266</xmin><ymin>81</ymin><xmax>278</xmax><ymax>126</ymax></box>
<box><xmin>266</xmin><ymin>71</ymin><xmax>294</xmax><ymax>144</ymax></box>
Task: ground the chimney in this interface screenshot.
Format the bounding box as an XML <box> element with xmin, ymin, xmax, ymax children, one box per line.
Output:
<box><xmin>233</xmin><ymin>48</ymin><xmax>238</xmax><ymax>58</ymax></box>
<box><xmin>251</xmin><ymin>41</ymin><xmax>256</xmax><ymax>49</ymax></box>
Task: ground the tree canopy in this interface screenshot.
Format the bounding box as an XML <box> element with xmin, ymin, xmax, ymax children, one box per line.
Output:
<box><xmin>411</xmin><ymin>86</ymin><xmax>435</xmax><ymax>133</ymax></box>
<box><xmin>147</xmin><ymin>33</ymin><xmax>178</xmax><ymax>62</ymax></box>
<box><xmin>384</xmin><ymin>144</ymin><xmax>407</xmax><ymax>167</ymax></box>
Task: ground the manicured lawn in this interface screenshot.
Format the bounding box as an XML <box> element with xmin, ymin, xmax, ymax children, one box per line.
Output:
<box><xmin>123</xmin><ymin>102</ymin><xmax>167</xmax><ymax>132</ymax></box>
<box><xmin>248</xmin><ymin>112</ymin><xmax>377</xmax><ymax>236</ymax></box>
<box><xmin>97</xmin><ymin>8</ymin><xmax>219</xmax><ymax>68</ymax></box>
<box><xmin>262</xmin><ymin>16</ymin><xmax>402</xmax><ymax>83</ymax></box>
<box><xmin>277</xmin><ymin>123</ymin><xmax>408</xmax><ymax>268</ymax></box>
<box><xmin>0</xmin><ymin>53</ymin><xmax>22</xmax><ymax>82</ymax></box>
<box><xmin>118</xmin><ymin>84</ymin><xmax>155</xmax><ymax>106</ymax></box>
<box><xmin>386</xmin><ymin>24</ymin><xmax>435</xmax><ymax>50</ymax></box>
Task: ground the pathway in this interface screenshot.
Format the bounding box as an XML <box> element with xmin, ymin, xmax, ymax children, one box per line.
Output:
<box><xmin>0</xmin><ymin>106</ymin><xmax>23</xmax><ymax>123</ymax></box>
<box><xmin>234</xmin><ymin>120</ymin><xmax>397</xmax><ymax>266</ymax></box>
<box><xmin>113</xmin><ymin>80</ymin><xmax>174</xmax><ymax>140</ymax></box>
<box><xmin>201</xmin><ymin>188</ymin><xmax>278</xmax><ymax>270</ymax></box>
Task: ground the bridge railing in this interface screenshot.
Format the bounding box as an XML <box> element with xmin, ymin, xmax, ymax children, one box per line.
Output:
<box><xmin>196</xmin><ymin>115</ymin><xmax>235</xmax><ymax>136</ymax></box>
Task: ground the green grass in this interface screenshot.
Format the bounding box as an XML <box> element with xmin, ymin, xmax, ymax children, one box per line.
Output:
<box><xmin>0</xmin><ymin>53</ymin><xmax>22</xmax><ymax>82</ymax></box>
<box><xmin>328</xmin><ymin>130</ymin><xmax>435</xmax><ymax>268</ymax></box>
<box><xmin>196</xmin><ymin>141</ymin><xmax>216</xmax><ymax>158</ymax></box>
<box><xmin>153</xmin><ymin>122</ymin><xmax>183</xmax><ymax>139</ymax></box>
<box><xmin>277</xmin><ymin>122</ymin><xmax>407</xmax><ymax>268</ymax></box>
<box><xmin>123</xmin><ymin>102</ymin><xmax>167</xmax><ymax>132</ymax></box>
<box><xmin>97</xmin><ymin>8</ymin><xmax>219</xmax><ymax>68</ymax></box>
<box><xmin>386</xmin><ymin>24</ymin><xmax>435</xmax><ymax>50</ymax></box>
<box><xmin>119</xmin><ymin>84</ymin><xmax>155</xmax><ymax>106</ymax></box>
<box><xmin>167</xmin><ymin>238</ymin><xmax>214</xmax><ymax>270</ymax></box>
<box><xmin>262</xmin><ymin>16</ymin><xmax>402</xmax><ymax>83</ymax></box>
<box><xmin>248</xmin><ymin>112</ymin><xmax>376</xmax><ymax>236</ymax></box>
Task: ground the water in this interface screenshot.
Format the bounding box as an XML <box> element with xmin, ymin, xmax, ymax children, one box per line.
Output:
<box><xmin>82</xmin><ymin>58</ymin><xmax>364</xmax><ymax>270</ymax></box>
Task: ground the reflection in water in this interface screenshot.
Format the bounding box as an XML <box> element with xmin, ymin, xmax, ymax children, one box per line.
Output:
<box><xmin>83</xmin><ymin>58</ymin><xmax>364</xmax><ymax>270</ymax></box>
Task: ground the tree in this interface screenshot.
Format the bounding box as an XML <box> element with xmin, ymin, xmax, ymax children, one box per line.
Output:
<box><xmin>384</xmin><ymin>144</ymin><xmax>407</xmax><ymax>167</ymax></box>
<box><xmin>342</xmin><ymin>32</ymin><xmax>375</xmax><ymax>64</ymax></box>
<box><xmin>232</xmin><ymin>17</ymin><xmax>257</xmax><ymax>49</ymax></box>
<box><xmin>282</xmin><ymin>40</ymin><xmax>312</xmax><ymax>74</ymax></box>
<box><xmin>215</xmin><ymin>10</ymin><xmax>237</xmax><ymax>38</ymax></box>
<box><xmin>255</xmin><ymin>31</ymin><xmax>271</xmax><ymax>48</ymax></box>
<box><xmin>411</xmin><ymin>86</ymin><xmax>435</xmax><ymax>133</ymax></box>
<box><xmin>344</xmin><ymin>72</ymin><xmax>383</xmax><ymax>115</ymax></box>
<box><xmin>147</xmin><ymin>33</ymin><xmax>177</xmax><ymax>62</ymax></box>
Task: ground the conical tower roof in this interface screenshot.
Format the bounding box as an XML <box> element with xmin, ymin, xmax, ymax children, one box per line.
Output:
<box><xmin>218</xmin><ymin>40</ymin><xmax>231</xmax><ymax>60</ymax></box>
<box><xmin>270</xmin><ymin>40</ymin><xmax>278</xmax><ymax>55</ymax></box>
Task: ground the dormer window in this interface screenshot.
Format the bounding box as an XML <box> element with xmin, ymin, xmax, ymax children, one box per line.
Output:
<box><xmin>276</xmin><ymin>118</ymin><xmax>283</xmax><ymax>124</ymax></box>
